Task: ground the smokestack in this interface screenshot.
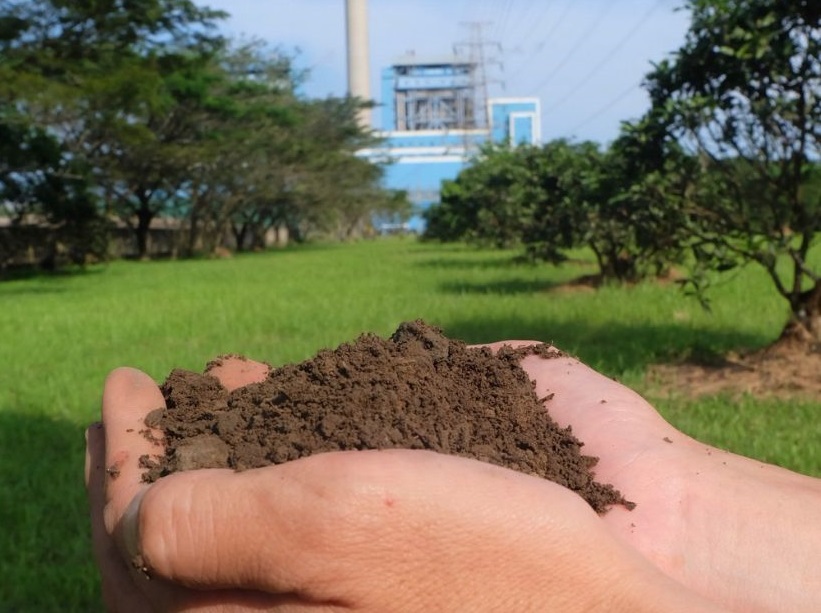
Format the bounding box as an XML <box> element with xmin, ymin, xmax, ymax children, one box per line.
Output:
<box><xmin>345</xmin><ymin>0</ymin><xmax>371</xmax><ymax>129</ymax></box>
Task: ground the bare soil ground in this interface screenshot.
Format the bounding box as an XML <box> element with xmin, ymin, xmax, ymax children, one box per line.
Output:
<box><xmin>647</xmin><ymin>339</ymin><xmax>821</xmax><ymax>400</ymax></box>
<box><xmin>548</xmin><ymin>273</ymin><xmax>820</xmax><ymax>401</ymax></box>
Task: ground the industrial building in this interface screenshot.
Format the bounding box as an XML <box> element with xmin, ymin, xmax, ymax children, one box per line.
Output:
<box><xmin>360</xmin><ymin>56</ymin><xmax>540</xmax><ymax>231</ymax></box>
<box><xmin>345</xmin><ymin>0</ymin><xmax>540</xmax><ymax>230</ymax></box>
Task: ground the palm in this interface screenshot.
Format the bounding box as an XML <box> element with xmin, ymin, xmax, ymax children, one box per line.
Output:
<box><xmin>89</xmin><ymin>357</ymin><xmax>681</xmax><ymax>612</ymax></box>
<box><xmin>512</xmin><ymin>347</ymin><xmax>703</xmax><ymax>577</ymax></box>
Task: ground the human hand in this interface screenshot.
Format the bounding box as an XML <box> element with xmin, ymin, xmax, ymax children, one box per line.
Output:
<box><xmin>494</xmin><ymin>342</ymin><xmax>821</xmax><ymax>613</ymax></box>
<box><xmin>86</xmin><ymin>357</ymin><xmax>714</xmax><ymax>612</ymax></box>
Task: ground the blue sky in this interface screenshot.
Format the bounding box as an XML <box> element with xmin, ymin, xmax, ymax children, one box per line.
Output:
<box><xmin>195</xmin><ymin>0</ymin><xmax>691</xmax><ymax>145</ymax></box>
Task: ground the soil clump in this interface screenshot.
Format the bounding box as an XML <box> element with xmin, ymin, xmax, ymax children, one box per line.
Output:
<box><xmin>141</xmin><ymin>320</ymin><xmax>633</xmax><ymax>514</ymax></box>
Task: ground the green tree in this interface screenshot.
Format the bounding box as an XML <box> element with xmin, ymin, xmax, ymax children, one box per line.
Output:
<box><xmin>275</xmin><ymin>96</ymin><xmax>391</xmax><ymax>241</ymax></box>
<box><xmin>0</xmin><ymin>0</ymin><xmax>413</xmax><ymax>264</ymax></box>
<box><xmin>589</xmin><ymin>118</ymin><xmax>693</xmax><ymax>282</ymax></box>
<box><xmin>425</xmin><ymin>139</ymin><xmax>683</xmax><ymax>283</ymax></box>
<box><xmin>645</xmin><ymin>0</ymin><xmax>821</xmax><ymax>340</ymax></box>
<box><xmin>0</xmin><ymin>101</ymin><xmax>104</xmax><ymax>270</ymax></box>
<box><xmin>521</xmin><ymin>140</ymin><xmax>600</xmax><ymax>267</ymax></box>
<box><xmin>0</xmin><ymin>0</ymin><xmax>228</xmax><ymax>260</ymax></box>
<box><xmin>424</xmin><ymin>143</ymin><xmax>562</xmax><ymax>251</ymax></box>
<box><xmin>169</xmin><ymin>41</ymin><xmax>303</xmax><ymax>255</ymax></box>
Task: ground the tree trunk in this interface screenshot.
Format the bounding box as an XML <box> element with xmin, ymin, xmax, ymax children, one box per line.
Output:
<box><xmin>186</xmin><ymin>211</ymin><xmax>201</xmax><ymax>258</ymax></box>
<box><xmin>780</xmin><ymin>281</ymin><xmax>821</xmax><ymax>344</ymax></box>
<box><xmin>589</xmin><ymin>243</ymin><xmax>605</xmax><ymax>280</ymax></box>
<box><xmin>233</xmin><ymin>222</ymin><xmax>249</xmax><ymax>253</ymax></box>
<box><xmin>135</xmin><ymin>206</ymin><xmax>154</xmax><ymax>260</ymax></box>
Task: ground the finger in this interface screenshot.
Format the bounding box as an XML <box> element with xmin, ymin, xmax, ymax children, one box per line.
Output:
<box><xmin>101</xmin><ymin>367</ymin><xmax>163</xmax><ymax>528</ymax></box>
<box><xmin>128</xmin><ymin>451</ymin><xmax>556</xmax><ymax>599</ymax></box>
<box><xmin>126</xmin><ymin>461</ymin><xmax>338</xmax><ymax>594</ymax></box>
<box><xmin>204</xmin><ymin>355</ymin><xmax>270</xmax><ymax>392</ymax></box>
<box><xmin>126</xmin><ymin>449</ymin><xmax>600</xmax><ymax>598</ymax></box>
<box><xmin>86</xmin><ymin>424</ymin><xmax>154</xmax><ymax>613</ymax></box>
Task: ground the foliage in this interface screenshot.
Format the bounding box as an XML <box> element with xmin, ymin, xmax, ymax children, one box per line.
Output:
<box><xmin>0</xmin><ymin>0</ymin><xmax>228</xmax><ymax>262</ymax></box>
<box><xmin>424</xmin><ymin>139</ymin><xmax>684</xmax><ymax>282</ymax></box>
<box><xmin>428</xmin><ymin>0</ymin><xmax>820</xmax><ymax>335</ymax></box>
<box><xmin>643</xmin><ymin>0</ymin><xmax>821</xmax><ymax>338</ymax></box>
<box><xmin>424</xmin><ymin>143</ymin><xmax>548</xmax><ymax>249</ymax></box>
<box><xmin>0</xmin><ymin>106</ymin><xmax>106</xmax><ymax>270</ymax></box>
<box><xmin>0</xmin><ymin>0</ymin><xmax>402</xmax><ymax>267</ymax></box>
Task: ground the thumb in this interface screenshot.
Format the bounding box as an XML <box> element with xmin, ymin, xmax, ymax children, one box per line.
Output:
<box><xmin>120</xmin><ymin>449</ymin><xmax>604</xmax><ymax>600</ymax></box>
<box><xmin>119</xmin><ymin>452</ymin><xmax>401</xmax><ymax>596</ymax></box>
<box><xmin>120</xmin><ymin>467</ymin><xmax>305</xmax><ymax>594</ymax></box>
<box><xmin>119</xmin><ymin>449</ymin><xmax>699</xmax><ymax>612</ymax></box>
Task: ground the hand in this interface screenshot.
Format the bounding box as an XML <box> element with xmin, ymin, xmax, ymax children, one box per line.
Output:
<box><xmin>496</xmin><ymin>342</ymin><xmax>821</xmax><ymax>613</ymax></box>
<box><xmin>86</xmin><ymin>356</ymin><xmax>713</xmax><ymax>612</ymax></box>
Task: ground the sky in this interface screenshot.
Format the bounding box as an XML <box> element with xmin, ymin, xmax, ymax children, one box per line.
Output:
<box><xmin>194</xmin><ymin>0</ymin><xmax>692</xmax><ymax>145</ymax></box>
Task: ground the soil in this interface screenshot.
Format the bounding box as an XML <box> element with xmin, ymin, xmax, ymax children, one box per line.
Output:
<box><xmin>647</xmin><ymin>337</ymin><xmax>821</xmax><ymax>400</ymax></box>
<box><xmin>140</xmin><ymin>320</ymin><xmax>634</xmax><ymax>514</ymax></box>
<box><xmin>546</xmin><ymin>271</ymin><xmax>821</xmax><ymax>401</ymax></box>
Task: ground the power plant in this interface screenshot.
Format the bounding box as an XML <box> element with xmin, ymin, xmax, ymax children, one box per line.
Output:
<box><xmin>346</xmin><ymin>0</ymin><xmax>540</xmax><ymax>230</ymax></box>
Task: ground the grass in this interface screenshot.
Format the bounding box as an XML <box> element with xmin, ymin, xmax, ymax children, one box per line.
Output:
<box><xmin>0</xmin><ymin>238</ymin><xmax>818</xmax><ymax>611</ymax></box>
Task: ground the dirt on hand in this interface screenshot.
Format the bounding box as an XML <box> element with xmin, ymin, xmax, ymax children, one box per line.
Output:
<box><xmin>140</xmin><ymin>320</ymin><xmax>634</xmax><ymax>514</ymax></box>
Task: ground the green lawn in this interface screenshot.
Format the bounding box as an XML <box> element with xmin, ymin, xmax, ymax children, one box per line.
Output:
<box><xmin>1</xmin><ymin>238</ymin><xmax>818</xmax><ymax>611</ymax></box>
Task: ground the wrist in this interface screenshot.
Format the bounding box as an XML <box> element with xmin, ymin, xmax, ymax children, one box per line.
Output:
<box><xmin>615</xmin><ymin>567</ymin><xmax>726</xmax><ymax>613</ymax></box>
<box><xmin>678</xmin><ymin>445</ymin><xmax>821</xmax><ymax>611</ymax></box>
<box><xmin>594</xmin><ymin>533</ymin><xmax>726</xmax><ymax>613</ymax></box>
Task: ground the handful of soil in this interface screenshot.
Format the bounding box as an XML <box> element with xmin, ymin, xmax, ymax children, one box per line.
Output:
<box><xmin>141</xmin><ymin>320</ymin><xmax>633</xmax><ymax>513</ymax></box>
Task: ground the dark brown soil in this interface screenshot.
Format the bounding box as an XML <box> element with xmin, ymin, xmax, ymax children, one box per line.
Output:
<box><xmin>141</xmin><ymin>320</ymin><xmax>633</xmax><ymax>514</ymax></box>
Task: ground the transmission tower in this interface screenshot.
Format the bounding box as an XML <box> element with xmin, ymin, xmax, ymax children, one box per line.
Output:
<box><xmin>454</xmin><ymin>22</ymin><xmax>502</xmax><ymax>130</ymax></box>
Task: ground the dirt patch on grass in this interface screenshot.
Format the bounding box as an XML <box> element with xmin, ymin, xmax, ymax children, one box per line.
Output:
<box><xmin>546</xmin><ymin>267</ymin><xmax>686</xmax><ymax>295</ymax></box>
<box><xmin>141</xmin><ymin>320</ymin><xmax>634</xmax><ymax>514</ymax></box>
<box><xmin>647</xmin><ymin>339</ymin><xmax>821</xmax><ymax>400</ymax></box>
<box><xmin>547</xmin><ymin>273</ymin><xmax>600</xmax><ymax>294</ymax></box>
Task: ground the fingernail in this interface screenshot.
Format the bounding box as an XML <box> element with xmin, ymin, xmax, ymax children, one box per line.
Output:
<box><xmin>121</xmin><ymin>488</ymin><xmax>148</xmax><ymax>564</ymax></box>
<box><xmin>84</xmin><ymin>422</ymin><xmax>102</xmax><ymax>444</ymax></box>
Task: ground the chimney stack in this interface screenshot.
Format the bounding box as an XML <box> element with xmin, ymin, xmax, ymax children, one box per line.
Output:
<box><xmin>345</xmin><ymin>0</ymin><xmax>371</xmax><ymax>130</ymax></box>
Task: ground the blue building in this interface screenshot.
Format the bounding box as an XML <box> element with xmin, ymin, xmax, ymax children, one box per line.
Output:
<box><xmin>359</xmin><ymin>54</ymin><xmax>540</xmax><ymax>231</ymax></box>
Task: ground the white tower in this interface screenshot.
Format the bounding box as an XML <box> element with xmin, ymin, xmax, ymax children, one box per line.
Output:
<box><xmin>345</xmin><ymin>0</ymin><xmax>372</xmax><ymax>129</ymax></box>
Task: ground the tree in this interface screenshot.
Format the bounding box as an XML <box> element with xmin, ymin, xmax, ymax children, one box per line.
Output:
<box><xmin>1</xmin><ymin>0</ymin><xmax>407</xmax><ymax>265</ymax></box>
<box><xmin>0</xmin><ymin>97</ymin><xmax>104</xmax><ymax>270</ymax></box>
<box><xmin>588</xmin><ymin>118</ymin><xmax>692</xmax><ymax>282</ymax></box>
<box><xmin>0</xmin><ymin>0</ymin><xmax>228</xmax><ymax>260</ymax></box>
<box><xmin>278</xmin><ymin>95</ymin><xmax>403</xmax><ymax>241</ymax></box>
<box><xmin>424</xmin><ymin>143</ymin><xmax>573</xmax><ymax>253</ymax></box>
<box><xmin>424</xmin><ymin>139</ymin><xmax>684</xmax><ymax>283</ymax></box>
<box><xmin>519</xmin><ymin>141</ymin><xmax>599</xmax><ymax>265</ymax></box>
<box><xmin>169</xmin><ymin>41</ymin><xmax>302</xmax><ymax>255</ymax></box>
<box><xmin>644</xmin><ymin>0</ymin><xmax>821</xmax><ymax>341</ymax></box>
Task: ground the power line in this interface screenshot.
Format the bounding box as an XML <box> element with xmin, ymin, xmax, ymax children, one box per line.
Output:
<box><xmin>490</xmin><ymin>0</ymin><xmax>514</xmax><ymax>42</ymax></box>
<box><xmin>505</xmin><ymin>0</ymin><xmax>575</xmax><ymax>84</ymax></box>
<box><xmin>544</xmin><ymin>0</ymin><xmax>666</xmax><ymax>113</ymax></box>
<box><xmin>502</xmin><ymin>0</ymin><xmax>541</xmax><ymax>45</ymax></box>
<box><xmin>511</xmin><ymin>0</ymin><xmax>557</xmax><ymax>50</ymax></box>
<box><xmin>567</xmin><ymin>82</ymin><xmax>642</xmax><ymax>136</ymax></box>
<box><xmin>529</xmin><ymin>1</ymin><xmax>616</xmax><ymax>96</ymax></box>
